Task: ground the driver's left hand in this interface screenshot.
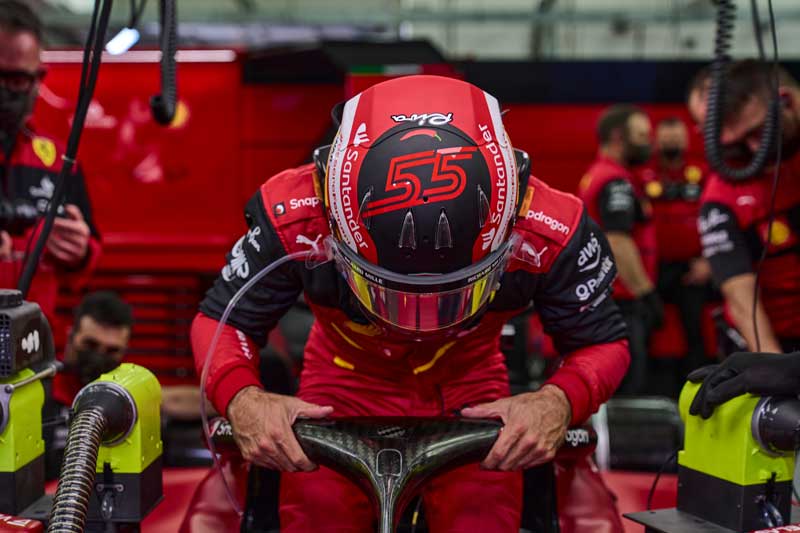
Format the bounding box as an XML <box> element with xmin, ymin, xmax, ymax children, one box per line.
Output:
<box><xmin>461</xmin><ymin>385</ymin><xmax>572</xmax><ymax>471</ymax></box>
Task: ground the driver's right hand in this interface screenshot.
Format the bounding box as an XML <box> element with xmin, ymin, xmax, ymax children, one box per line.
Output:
<box><xmin>227</xmin><ymin>386</ymin><xmax>334</xmax><ymax>472</ymax></box>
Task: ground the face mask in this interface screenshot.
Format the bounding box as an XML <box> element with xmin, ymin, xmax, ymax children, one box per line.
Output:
<box><xmin>623</xmin><ymin>142</ymin><xmax>652</xmax><ymax>167</ymax></box>
<box><xmin>67</xmin><ymin>348</ymin><xmax>120</xmax><ymax>386</ymax></box>
<box><xmin>723</xmin><ymin>133</ymin><xmax>800</xmax><ymax>168</ymax></box>
<box><xmin>0</xmin><ymin>86</ymin><xmax>34</xmax><ymax>138</ymax></box>
<box><xmin>659</xmin><ymin>146</ymin><xmax>684</xmax><ymax>161</ymax></box>
<box><xmin>721</xmin><ymin>142</ymin><xmax>752</xmax><ymax>165</ymax></box>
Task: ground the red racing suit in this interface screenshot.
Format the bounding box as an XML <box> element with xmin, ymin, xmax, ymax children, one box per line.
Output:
<box><xmin>578</xmin><ymin>155</ymin><xmax>657</xmax><ymax>300</ymax></box>
<box><xmin>641</xmin><ymin>161</ymin><xmax>707</xmax><ymax>263</ymax></box>
<box><xmin>192</xmin><ymin>164</ymin><xmax>630</xmax><ymax>531</ymax></box>
<box><xmin>0</xmin><ymin>123</ymin><xmax>101</xmax><ymax>323</ymax></box>
<box><xmin>699</xmin><ymin>154</ymin><xmax>800</xmax><ymax>351</ymax></box>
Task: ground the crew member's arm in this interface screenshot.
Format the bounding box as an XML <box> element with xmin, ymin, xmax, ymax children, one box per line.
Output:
<box><xmin>463</xmin><ymin>213</ymin><xmax>629</xmax><ymax>470</ymax></box>
<box><xmin>598</xmin><ymin>179</ymin><xmax>654</xmax><ymax>296</ymax></box>
<box><xmin>721</xmin><ymin>274</ymin><xmax>781</xmax><ymax>353</ymax></box>
<box><xmin>191</xmin><ymin>191</ymin><xmax>331</xmax><ymax>472</ymax></box>
<box><xmin>698</xmin><ymin>202</ymin><xmax>782</xmax><ymax>353</ymax></box>
<box><xmin>606</xmin><ymin>233</ymin><xmax>653</xmax><ymax>295</ymax></box>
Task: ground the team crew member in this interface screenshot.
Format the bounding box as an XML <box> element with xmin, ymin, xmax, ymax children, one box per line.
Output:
<box><xmin>579</xmin><ymin>104</ymin><xmax>662</xmax><ymax>394</ymax></box>
<box><xmin>687</xmin><ymin>66</ymin><xmax>711</xmax><ymax>126</ymax></box>
<box><xmin>642</xmin><ymin>117</ymin><xmax>712</xmax><ymax>377</ymax></box>
<box><xmin>0</xmin><ymin>1</ymin><xmax>100</xmax><ymax>321</ymax></box>
<box><xmin>697</xmin><ymin>60</ymin><xmax>800</xmax><ymax>354</ymax></box>
<box><xmin>53</xmin><ymin>291</ymin><xmax>133</xmax><ymax>403</ymax></box>
<box><xmin>44</xmin><ymin>291</ymin><xmax>133</xmax><ymax>479</ymax></box>
<box><xmin>193</xmin><ymin>76</ymin><xmax>630</xmax><ymax>530</ymax></box>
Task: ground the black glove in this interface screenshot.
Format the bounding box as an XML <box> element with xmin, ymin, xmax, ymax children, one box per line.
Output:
<box><xmin>687</xmin><ymin>352</ymin><xmax>800</xmax><ymax>419</ymax></box>
<box><xmin>638</xmin><ymin>290</ymin><xmax>664</xmax><ymax>331</ymax></box>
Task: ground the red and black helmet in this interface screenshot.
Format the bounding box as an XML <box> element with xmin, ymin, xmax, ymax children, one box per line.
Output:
<box><xmin>315</xmin><ymin>75</ymin><xmax>529</xmax><ymax>335</ymax></box>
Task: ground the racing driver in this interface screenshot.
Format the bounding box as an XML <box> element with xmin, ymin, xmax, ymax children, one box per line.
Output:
<box><xmin>192</xmin><ymin>75</ymin><xmax>630</xmax><ymax>530</ymax></box>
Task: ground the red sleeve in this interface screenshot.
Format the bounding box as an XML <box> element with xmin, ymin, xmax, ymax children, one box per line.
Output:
<box><xmin>191</xmin><ymin>312</ymin><xmax>262</xmax><ymax>416</ymax></box>
<box><xmin>545</xmin><ymin>339</ymin><xmax>630</xmax><ymax>424</ymax></box>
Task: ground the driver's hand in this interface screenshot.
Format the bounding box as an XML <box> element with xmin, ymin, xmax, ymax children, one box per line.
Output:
<box><xmin>227</xmin><ymin>386</ymin><xmax>334</xmax><ymax>472</ymax></box>
<box><xmin>461</xmin><ymin>385</ymin><xmax>571</xmax><ymax>471</ymax></box>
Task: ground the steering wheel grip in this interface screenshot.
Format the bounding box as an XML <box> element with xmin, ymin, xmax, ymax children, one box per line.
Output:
<box><xmin>206</xmin><ymin>416</ymin><xmax>598</xmax><ymax>533</ymax></box>
<box><xmin>294</xmin><ymin>417</ymin><xmax>501</xmax><ymax>533</ymax></box>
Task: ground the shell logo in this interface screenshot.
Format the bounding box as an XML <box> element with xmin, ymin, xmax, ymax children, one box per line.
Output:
<box><xmin>645</xmin><ymin>181</ymin><xmax>663</xmax><ymax>198</ymax></box>
<box><xmin>684</xmin><ymin>165</ymin><xmax>703</xmax><ymax>184</ymax></box>
<box><xmin>764</xmin><ymin>220</ymin><xmax>792</xmax><ymax>246</ymax></box>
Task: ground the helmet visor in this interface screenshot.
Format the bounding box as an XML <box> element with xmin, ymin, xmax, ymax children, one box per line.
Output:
<box><xmin>331</xmin><ymin>236</ymin><xmax>516</xmax><ymax>333</ymax></box>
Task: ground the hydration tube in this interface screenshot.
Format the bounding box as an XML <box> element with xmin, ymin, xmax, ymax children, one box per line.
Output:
<box><xmin>199</xmin><ymin>237</ymin><xmax>333</xmax><ymax>515</ymax></box>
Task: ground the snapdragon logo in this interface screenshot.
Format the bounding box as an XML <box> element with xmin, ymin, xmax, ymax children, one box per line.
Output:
<box><xmin>210</xmin><ymin>418</ymin><xmax>233</xmax><ymax>437</ymax></box>
<box><xmin>564</xmin><ymin>428</ymin><xmax>591</xmax><ymax>447</ymax></box>
<box><xmin>289</xmin><ymin>197</ymin><xmax>321</xmax><ymax>210</ymax></box>
<box><xmin>526</xmin><ymin>210</ymin><xmax>570</xmax><ymax>235</ymax></box>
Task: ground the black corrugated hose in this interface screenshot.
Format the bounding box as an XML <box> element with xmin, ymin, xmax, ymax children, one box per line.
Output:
<box><xmin>47</xmin><ymin>408</ymin><xmax>107</xmax><ymax>533</ymax></box>
<box><xmin>703</xmin><ymin>0</ymin><xmax>779</xmax><ymax>182</ymax></box>
<box><xmin>150</xmin><ymin>0</ymin><xmax>178</xmax><ymax>125</ymax></box>
<box><xmin>16</xmin><ymin>0</ymin><xmax>113</xmax><ymax>297</ymax></box>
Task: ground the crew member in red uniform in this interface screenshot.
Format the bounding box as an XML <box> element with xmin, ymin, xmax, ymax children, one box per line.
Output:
<box><xmin>192</xmin><ymin>76</ymin><xmax>630</xmax><ymax>530</ymax></box>
<box><xmin>0</xmin><ymin>1</ymin><xmax>100</xmax><ymax>322</ymax></box>
<box><xmin>641</xmin><ymin>117</ymin><xmax>712</xmax><ymax>386</ymax></box>
<box><xmin>697</xmin><ymin>60</ymin><xmax>800</xmax><ymax>354</ymax></box>
<box><xmin>579</xmin><ymin>104</ymin><xmax>662</xmax><ymax>394</ymax></box>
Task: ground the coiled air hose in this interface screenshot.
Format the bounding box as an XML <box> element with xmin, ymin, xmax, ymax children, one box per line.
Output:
<box><xmin>46</xmin><ymin>383</ymin><xmax>137</xmax><ymax>533</ymax></box>
<box><xmin>703</xmin><ymin>0</ymin><xmax>779</xmax><ymax>181</ymax></box>
<box><xmin>150</xmin><ymin>0</ymin><xmax>178</xmax><ymax>125</ymax></box>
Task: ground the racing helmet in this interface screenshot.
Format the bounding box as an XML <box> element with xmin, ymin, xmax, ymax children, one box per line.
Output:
<box><xmin>316</xmin><ymin>75</ymin><xmax>529</xmax><ymax>335</ymax></box>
